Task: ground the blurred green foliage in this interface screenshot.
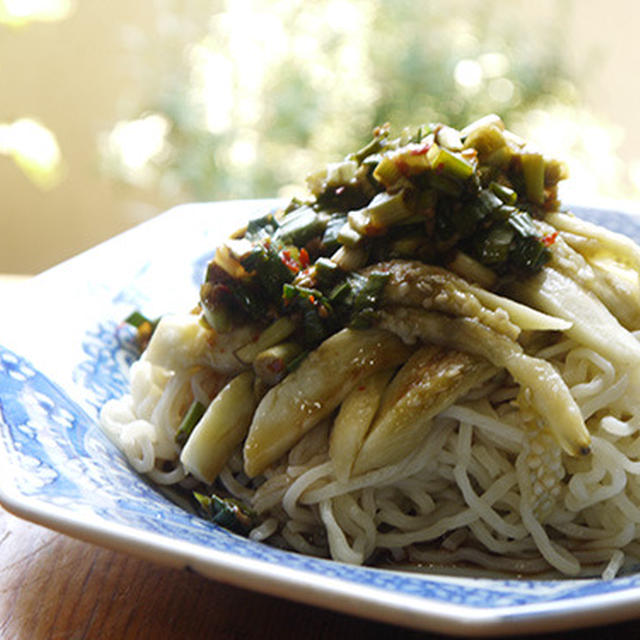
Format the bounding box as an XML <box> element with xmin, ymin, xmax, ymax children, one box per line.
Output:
<box><xmin>123</xmin><ymin>0</ymin><xmax>580</xmax><ymax>201</ymax></box>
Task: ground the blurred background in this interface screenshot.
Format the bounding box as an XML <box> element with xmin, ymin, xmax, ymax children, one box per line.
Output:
<box><xmin>1</xmin><ymin>0</ymin><xmax>639</xmax><ymax>274</ymax></box>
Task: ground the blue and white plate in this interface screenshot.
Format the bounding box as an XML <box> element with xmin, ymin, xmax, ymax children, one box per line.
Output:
<box><xmin>3</xmin><ymin>199</ymin><xmax>640</xmax><ymax>636</ymax></box>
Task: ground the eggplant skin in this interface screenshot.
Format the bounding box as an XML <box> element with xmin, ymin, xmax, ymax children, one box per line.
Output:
<box><xmin>364</xmin><ymin>260</ymin><xmax>520</xmax><ymax>339</ymax></box>
<box><xmin>376</xmin><ymin>307</ymin><xmax>591</xmax><ymax>458</ymax></box>
<box><xmin>243</xmin><ymin>328</ymin><xmax>411</xmax><ymax>478</ymax></box>
<box><xmin>352</xmin><ymin>345</ymin><xmax>496</xmax><ymax>476</ymax></box>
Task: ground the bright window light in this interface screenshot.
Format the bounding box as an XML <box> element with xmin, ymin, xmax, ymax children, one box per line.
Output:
<box><xmin>105</xmin><ymin>113</ymin><xmax>170</xmax><ymax>174</ymax></box>
<box><xmin>488</xmin><ymin>77</ymin><xmax>515</xmax><ymax>103</ymax></box>
<box><xmin>478</xmin><ymin>52</ymin><xmax>510</xmax><ymax>78</ymax></box>
<box><xmin>0</xmin><ymin>0</ymin><xmax>73</xmax><ymax>25</ymax></box>
<box><xmin>189</xmin><ymin>44</ymin><xmax>234</xmax><ymax>134</ymax></box>
<box><xmin>454</xmin><ymin>59</ymin><xmax>483</xmax><ymax>91</ymax></box>
<box><xmin>0</xmin><ymin>118</ymin><xmax>63</xmax><ymax>188</ymax></box>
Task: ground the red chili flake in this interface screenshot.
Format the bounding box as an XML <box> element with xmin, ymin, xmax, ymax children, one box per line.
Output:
<box><xmin>409</xmin><ymin>143</ymin><xmax>431</xmax><ymax>156</ymax></box>
<box><xmin>308</xmin><ymin>294</ymin><xmax>316</xmax><ymax>304</ymax></box>
<box><xmin>299</xmin><ymin>247</ymin><xmax>310</xmax><ymax>268</ymax></box>
<box><xmin>280</xmin><ymin>250</ymin><xmax>300</xmax><ymax>273</ymax></box>
<box><xmin>542</xmin><ymin>231</ymin><xmax>559</xmax><ymax>247</ymax></box>
<box><xmin>357</xmin><ymin>385</ymin><xmax>366</xmax><ymax>391</ymax></box>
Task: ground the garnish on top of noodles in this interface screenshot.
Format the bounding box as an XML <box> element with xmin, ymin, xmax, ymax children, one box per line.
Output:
<box><xmin>102</xmin><ymin>114</ymin><xmax>640</xmax><ymax>578</ymax></box>
<box><xmin>201</xmin><ymin>115</ymin><xmax>564</xmax><ymax>353</ymax></box>
<box><xmin>196</xmin><ymin>114</ymin><xmax>591</xmax><ymax>474</ymax></box>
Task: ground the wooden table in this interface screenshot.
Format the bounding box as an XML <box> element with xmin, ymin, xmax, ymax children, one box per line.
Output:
<box><xmin>1</xmin><ymin>507</ymin><xmax>640</xmax><ymax>640</ymax></box>
<box><xmin>0</xmin><ymin>275</ymin><xmax>639</xmax><ymax>639</ymax></box>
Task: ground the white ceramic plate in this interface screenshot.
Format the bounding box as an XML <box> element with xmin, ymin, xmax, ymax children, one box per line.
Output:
<box><xmin>3</xmin><ymin>199</ymin><xmax>640</xmax><ymax>637</ymax></box>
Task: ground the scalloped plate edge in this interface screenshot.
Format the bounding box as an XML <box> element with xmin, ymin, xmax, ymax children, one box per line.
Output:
<box><xmin>4</xmin><ymin>472</ymin><xmax>640</xmax><ymax>637</ymax></box>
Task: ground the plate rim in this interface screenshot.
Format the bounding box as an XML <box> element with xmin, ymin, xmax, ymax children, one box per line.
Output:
<box><xmin>4</xmin><ymin>460</ymin><xmax>640</xmax><ymax>638</ymax></box>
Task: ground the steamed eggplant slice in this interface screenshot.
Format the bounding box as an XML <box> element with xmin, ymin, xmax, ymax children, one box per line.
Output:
<box><xmin>546</xmin><ymin>211</ymin><xmax>640</xmax><ymax>274</ymax></box>
<box><xmin>329</xmin><ymin>368</ymin><xmax>395</xmax><ymax>482</ymax></box>
<box><xmin>180</xmin><ymin>370</ymin><xmax>257</xmax><ymax>483</ymax></box>
<box><xmin>536</xmin><ymin>220</ymin><xmax>640</xmax><ymax>330</ymax></box>
<box><xmin>352</xmin><ymin>346</ymin><xmax>497</xmax><ymax>476</ymax></box>
<box><xmin>509</xmin><ymin>267</ymin><xmax>640</xmax><ymax>369</ymax></box>
<box><xmin>243</xmin><ymin>328</ymin><xmax>411</xmax><ymax>477</ymax></box>
<box><xmin>364</xmin><ymin>260</ymin><xmax>570</xmax><ymax>336</ymax></box>
<box><xmin>376</xmin><ymin>307</ymin><xmax>591</xmax><ymax>457</ymax></box>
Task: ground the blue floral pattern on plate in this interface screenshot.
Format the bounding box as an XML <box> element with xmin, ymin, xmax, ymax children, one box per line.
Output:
<box><xmin>2</xmin><ymin>200</ymin><xmax>640</xmax><ymax>635</ymax></box>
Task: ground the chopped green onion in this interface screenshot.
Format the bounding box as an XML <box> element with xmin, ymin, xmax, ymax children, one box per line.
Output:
<box><xmin>273</xmin><ymin>205</ymin><xmax>325</xmax><ymax>245</ymax></box>
<box><xmin>351</xmin><ymin>127</ymin><xmax>390</xmax><ymax>164</ymax></box>
<box><xmin>508</xmin><ymin>210</ymin><xmax>539</xmax><ymax>238</ymax></box>
<box><xmin>475</xmin><ymin>224</ymin><xmax>515</xmax><ymax>265</ymax></box>
<box><xmin>490</xmin><ymin>182</ymin><xmax>518</xmax><ymax>205</ymax></box>
<box><xmin>245</xmin><ymin>211</ymin><xmax>279</xmax><ymax>241</ymax></box>
<box><xmin>463</xmin><ymin>123</ymin><xmax>506</xmax><ymax>160</ymax></box>
<box><xmin>194</xmin><ymin>492</ymin><xmax>255</xmax><ymax>535</ymax></box>
<box><xmin>512</xmin><ymin>235</ymin><xmax>551</xmax><ymax>271</ymax></box>
<box><xmin>427</xmin><ymin>172</ymin><xmax>464</xmax><ymax>197</ymax></box>
<box><xmin>435</xmin><ymin>125</ymin><xmax>463</xmax><ymax>150</ymax></box>
<box><xmin>227</xmin><ymin>279</ymin><xmax>268</xmax><ymax>320</ymax></box>
<box><xmin>235</xmin><ymin>317</ymin><xmax>297</xmax><ymax>364</ymax></box>
<box><xmin>478</xmin><ymin>188</ymin><xmax>506</xmax><ymax>214</ymax></box>
<box><xmin>282</xmin><ymin>283</ymin><xmax>335</xmax><ymax>346</ymax></box>
<box><xmin>175</xmin><ymin>400</ymin><xmax>207</xmax><ymax>446</ymax></box>
<box><xmin>201</xmin><ymin>304</ymin><xmax>233</xmax><ymax>333</ymax></box>
<box><xmin>124</xmin><ymin>311</ymin><xmax>154</xmax><ymax>329</ymax></box>
<box><xmin>240</xmin><ymin>243</ymin><xmax>294</xmax><ymax>300</ymax></box>
<box><xmin>491</xmin><ymin>204</ymin><xmax>518</xmax><ymax>223</ymax></box>
<box><xmin>372</xmin><ymin>155</ymin><xmax>404</xmax><ymax>187</ymax></box>
<box><xmin>352</xmin><ymin>272</ymin><xmax>389</xmax><ymax>314</ymax></box>
<box><xmin>460</xmin><ymin>114</ymin><xmax>505</xmax><ymax>139</ymax></box>
<box><xmin>253</xmin><ymin>342</ymin><xmax>304</xmax><ymax>385</ymax></box>
<box><xmin>521</xmin><ymin>151</ymin><xmax>545</xmax><ymax>205</ymax></box>
<box><xmin>328</xmin><ymin>271</ymin><xmax>389</xmax><ymax>327</ymax></box>
<box><xmin>427</xmin><ymin>143</ymin><xmax>474</xmax><ymax>181</ymax></box>
<box><xmin>451</xmin><ymin>203</ymin><xmax>486</xmax><ymax>237</ymax></box>
<box><xmin>328</xmin><ymin>279</ymin><xmax>351</xmax><ymax>306</ymax></box>
<box><xmin>348</xmin><ymin>191</ymin><xmax>413</xmax><ymax>235</ymax></box>
<box><xmin>282</xmin><ymin>283</ymin><xmax>324</xmax><ymax>304</ymax></box>
<box><xmin>314</xmin><ymin>257</ymin><xmax>342</xmax><ymax>287</ymax></box>
<box><xmin>331</xmin><ymin>245</ymin><xmax>368</xmax><ymax>271</ymax></box>
<box><xmin>321</xmin><ymin>215</ymin><xmax>348</xmax><ymax>251</ymax></box>
<box><xmin>124</xmin><ymin>310</ymin><xmax>159</xmax><ymax>350</ymax></box>
<box><xmin>484</xmin><ymin>144</ymin><xmax>512</xmax><ymax>168</ymax></box>
<box><xmin>337</xmin><ymin>222</ymin><xmax>364</xmax><ymax>247</ymax></box>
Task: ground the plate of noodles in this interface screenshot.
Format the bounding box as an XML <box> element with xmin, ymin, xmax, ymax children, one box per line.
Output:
<box><xmin>4</xmin><ymin>116</ymin><xmax>640</xmax><ymax>635</ymax></box>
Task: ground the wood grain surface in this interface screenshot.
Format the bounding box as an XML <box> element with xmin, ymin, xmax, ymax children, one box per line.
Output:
<box><xmin>1</xmin><ymin>507</ymin><xmax>639</xmax><ymax>640</ymax></box>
